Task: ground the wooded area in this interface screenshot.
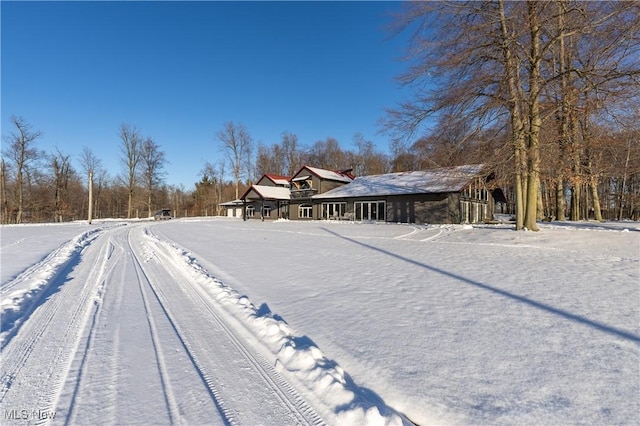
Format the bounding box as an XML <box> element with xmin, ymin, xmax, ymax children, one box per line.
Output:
<box><xmin>1</xmin><ymin>1</ymin><xmax>638</xmax><ymax>225</ymax></box>
<box><xmin>384</xmin><ymin>0</ymin><xmax>640</xmax><ymax>229</ymax></box>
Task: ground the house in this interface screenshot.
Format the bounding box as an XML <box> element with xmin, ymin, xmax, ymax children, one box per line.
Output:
<box><xmin>287</xmin><ymin>166</ymin><xmax>354</xmax><ymax>220</ymax></box>
<box><xmin>312</xmin><ymin>165</ymin><xmax>495</xmax><ymax>224</ymax></box>
<box><xmin>239</xmin><ymin>167</ymin><xmax>354</xmax><ymax>221</ymax></box>
<box><xmin>232</xmin><ymin>164</ymin><xmax>497</xmax><ymax>224</ymax></box>
<box><xmin>239</xmin><ymin>174</ymin><xmax>292</xmax><ymax>220</ymax></box>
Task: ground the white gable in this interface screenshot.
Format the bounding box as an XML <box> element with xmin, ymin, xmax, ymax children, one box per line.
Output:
<box><xmin>304</xmin><ymin>166</ymin><xmax>353</xmax><ymax>183</ymax></box>
<box><xmin>244</xmin><ymin>185</ymin><xmax>290</xmax><ymax>200</ymax></box>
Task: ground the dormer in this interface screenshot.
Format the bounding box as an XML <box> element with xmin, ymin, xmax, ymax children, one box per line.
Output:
<box><xmin>289</xmin><ymin>165</ymin><xmax>354</xmax><ymax>199</ymax></box>
<box><xmin>256</xmin><ymin>174</ymin><xmax>291</xmax><ymax>188</ymax></box>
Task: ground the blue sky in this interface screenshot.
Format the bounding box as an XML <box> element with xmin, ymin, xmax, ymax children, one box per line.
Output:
<box><xmin>2</xmin><ymin>1</ymin><xmax>411</xmax><ymax>187</ymax></box>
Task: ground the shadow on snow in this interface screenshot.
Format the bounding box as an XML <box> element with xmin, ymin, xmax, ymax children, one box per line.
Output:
<box><xmin>320</xmin><ymin>227</ymin><xmax>640</xmax><ymax>345</ymax></box>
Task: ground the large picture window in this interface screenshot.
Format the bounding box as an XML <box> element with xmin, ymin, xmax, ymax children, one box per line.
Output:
<box><xmin>299</xmin><ymin>204</ymin><xmax>313</xmax><ymax>219</ymax></box>
<box><xmin>354</xmin><ymin>201</ymin><xmax>386</xmax><ymax>221</ymax></box>
<box><xmin>322</xmin><ymin>202</ymin><xmax>346</xmax><ymax>219</ymax></box>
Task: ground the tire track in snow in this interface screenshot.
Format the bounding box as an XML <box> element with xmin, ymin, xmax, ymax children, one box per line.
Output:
<box><xmin>55</xmin><ymin>227</ymin><xmax>229</xmax><ymax>425</ymax></box>
<box><xmin>175</xmin><ymin>272</ymin><xmax>324</xmax><ymax>426</ymax></box>
<box><xmin>127</xmin><ymin>231</ymin><xmax>234</xmax><ymax>426</ymax></box>
<box><xmin>58</xmin><ymin>237</ymin><xmax>124</xmax><ymax>425</ymax></box>
<box><xmin>1</xmin><ymin>230</ymin><xmax>103</xmax><ymax>348</ymax></box>
<box><xmin>133</xmin><ymin>228</ymin><xmax>324</xmax><ymax>426</ymax></box>
<box><xmin>133</xmin><ymin>262</ymin><xmax>181</xmax><ymax>425</ymax></box>
<box><xmin>132</xmin><ymin>259</ymin><xmax>236</xmax><ymax>425</ymax></box>
<box><xmin>0</xmin><ymin>230</ymin><xmax>109</xmax><ymax>423</ymax></box>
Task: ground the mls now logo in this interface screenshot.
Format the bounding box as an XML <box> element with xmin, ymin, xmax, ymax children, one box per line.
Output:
<box><xmin>4</xmin><ymin>409</ymin><xmax>56</xmax><ymax>420</ymax></box>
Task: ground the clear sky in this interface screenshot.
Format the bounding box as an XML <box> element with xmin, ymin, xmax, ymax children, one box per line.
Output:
<box><xmin>2</xmin><ymin>1</ymin><xmax>411</xmax><ymax>188</ymax></box>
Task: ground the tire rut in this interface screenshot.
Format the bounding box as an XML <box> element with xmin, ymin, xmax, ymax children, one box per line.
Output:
<box><xmin>132</xmin><ymin>228</ymin><xmax>325</xmax><ymax>425</ymax></box>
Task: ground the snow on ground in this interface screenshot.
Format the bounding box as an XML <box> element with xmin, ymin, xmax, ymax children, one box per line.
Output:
<box><xmin>1</xmin><ymin>218</ymin><xmax>638</xmax><ymax>425</ymax></box>
<box><xmin>0</xmin><ymin>222</ymin><xmax>108</xmax><ymax>284</ymax></box>
<box><xmin>152</xmin><ymin>218</ymin><xmax>640</xmax><ymax>425</ymax></box>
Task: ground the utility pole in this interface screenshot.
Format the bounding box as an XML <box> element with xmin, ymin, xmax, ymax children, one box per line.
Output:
<box><xmin>88</xmin><ymin>170</ymin><xmax>93</xmax><ymax>224</ymax></box>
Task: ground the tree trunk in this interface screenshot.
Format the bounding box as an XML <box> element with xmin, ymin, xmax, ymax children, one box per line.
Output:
<box><xmin>536</xmin><ymin>182</ymin><xmax>544</xmax><ymax>220</ymax></box>
<box><xmin>0</xmin><ymin>159</ymin><xmax>7</xmax><ymax>224</ymax></box>
<box><xmin>498</xmin><ymin>0</ymin><xmax>527</xmax><ymax>230</ymax></box>
<box><xmin>88</xmin><ymin>171</ymin><xmax>93</xmax><ymax>224</ymax></box>
<box><xmin>524</xmin><ymin>0</ymin><xmax>541</xmax><ymax>231</ymax></box>
<box><xmin>556</xmin><ymin>181</ymin><xmax>565</xmax><ymax>220</ymax></box>
<box><xmin>618</xmin><ymin>139</ymin><xmax>631</xmax><ymax>220</ymax></box>
<box><xmin>571</xmin><ymin>185</ymin><xmax>580</xmax><ymax>221</ymax></box>
<box><xmin>128</xmin><ymin>190</ymin><xmax>133</xmax><ymax>219</ymax></box>
<box><xmin>590</xmin><ymin>180</ymin><xmax>602</xmax><ymax>221</ymax></box>
<box><xmin>555</xmin><ymin>0</ymin><xmax>569</xmax><ymax>222</ymax></box>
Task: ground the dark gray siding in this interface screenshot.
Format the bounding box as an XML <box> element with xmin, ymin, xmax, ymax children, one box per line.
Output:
<box><xmin>387</xmin><ymin>193</ymin><xmax>451</xmax><ymax>224</ymax></box>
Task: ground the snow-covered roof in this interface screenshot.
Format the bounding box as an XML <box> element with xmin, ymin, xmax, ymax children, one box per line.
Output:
<box><xmin>263</xmin><ymin>174</ymin><xmax>291</xmax><ymax>186</ymax></box>
<box><xmin>219</xmin><ymin>199</ymin><xmax>243</xmax><ymax>206</ymax></box>
<box><xmin>242</xmin><ymin>185</ymin><xmax>290</xmax><ymax>200</ymax></box>
<box><xmin>313</xmin><ymin>165</ymin><xmax>485</xmax><ymax>199</ymax></box>
<box><xmin>293</xmin><ymin>166</ymin><xmax>354</xmax><ymax>183</ymax></box>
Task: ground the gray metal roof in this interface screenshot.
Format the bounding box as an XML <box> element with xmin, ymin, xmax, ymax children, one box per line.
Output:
<box><xmin>313</xmin><ymin>165</ymin><xmax>485</xmax><ymax>199</ymax></box>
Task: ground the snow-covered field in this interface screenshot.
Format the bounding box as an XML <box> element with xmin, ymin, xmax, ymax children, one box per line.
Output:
<box><xmin>1</xmin><ymin>218</ymin><xmax>638</xmax><ymax>425</ymax></box>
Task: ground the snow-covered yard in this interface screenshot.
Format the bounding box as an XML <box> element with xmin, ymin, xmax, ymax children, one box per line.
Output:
<box><xmin>1</xmin><ymin>218</ymin><xmax>638</xmax><ymax>425</ymax></box>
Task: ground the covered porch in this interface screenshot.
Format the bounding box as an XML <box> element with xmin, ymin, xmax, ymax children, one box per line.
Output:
<box><xmin>240</xmin><ymin>185</ymin><xmax>290</xmax><ymax>221</ymax></box>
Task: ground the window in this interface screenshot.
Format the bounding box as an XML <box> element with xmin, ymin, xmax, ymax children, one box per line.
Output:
<box><xmin>322</xmin><ymin>202</ymin><xmax>346</xmax><ymax>219</ymax></box>
<box><xmin>292</xmin><ymin>176</ymin><xmax>312</xmax><ymax>190</ymax></box>
<box><xmin>246</xmin><ymin>205</ymin><xmax>255</xmax><ymax>217</ymax></box>
<box><xmin>461</xmin><ymin>201</ymin><xmax>470</xmax><ymax>223</ymax></box>
<box><xmin>262</xmin><ymin>206</ymin><xmax>271</xmax><ymax>217</ymax></box>
<box><xmin>461</xmin><ymin>201</ymin><xmax>486</xmax><ymax>224</ymax></box>
<box><xmin>354</xmin><ymin>201</ymin><xmax>386</xmax><ymax>221</ymax></box>
<box><xmin>299</xmin><ymin>204</ymin><xmax>313</xmax><ymax>219</ymax></box>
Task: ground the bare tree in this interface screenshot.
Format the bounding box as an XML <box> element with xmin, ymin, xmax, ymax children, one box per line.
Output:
<box><xmin>385</xmin><ymin>0</ymin><xmax>639</xmax><ymax>230</ymax></box>
<box><xmin>79</xmin><ymin>147</ymin><xmax>102</xmax><ymax>224</ymax></box>
<box><xmin>118</xmin><ymin>124</ymin><xmax>142</xmax><ymax>219</ymax></box>
<box><xmin>197</xmin><ymin>160</ymin><xmax>226</xmax><ymax>214</ymax></box>
<box><xmin>352</xmin><ymin>132</ymin><xmax>390</xmax><ymax>176</ymax></box>
<box><xmin>244</xmin><ymin>135</ymin><xmax>255</xmax><ymax>185</ymax></box>
<box><xmin>255</xmin><ymin>143</ymin><xmax>283</xmax><ymax>177</ymax></box>
<box><xmin>51</xmin><ymin>148</ymin><xmax>73</xmax><ymax>222</ymax></box>
<box><xmin>281</xmin><ymin>131</ymin><xmax>302</xmax><ymax>176</ymax></box>
<box><xmin>139</xmin><ymin>137</ymin><xmax>167</xmax><ymax>217</ymax></box>
<box><xmin>254</xmin><ymin>132</ymin><xmax>304</xmax><ymax>178</ymax></box>
<box><xmin>2</xmin><ymin>116</ymin><xmax>43</xmax><ymax>223</ymax></box>
<box><xmin>216</xmin><ymin>122</ymin><xmax>252</xmax><ymax>200</ymax></box>
<box><xmin>0</xmin><ymin>158</ymin><xmax>8</xmax><ymax>223</ymax></box>
<box><xmin>303</xmin><ymin>137</ymin><xmax>346</xmax><ymax>170</ymax></box>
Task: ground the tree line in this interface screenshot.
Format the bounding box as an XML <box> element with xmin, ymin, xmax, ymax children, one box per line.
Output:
<box><xmin>1</xmin><ymin>118</ymin><xmax>174</xmax><ymax>223</ymax></box>
<box><xmin>384</xmin><ymin>0</ymin><xmax>640</xmax><ymax>229</ymax></box>
<box><xmin>193</xmin><ymin>123</ymin><xmax>393</xmax><ymax>216</ymax></box>
<box><xmin>3</xmin><ymin>107</ymin><xmax>638</xmax><ymax>225</ymax></box>
<box><xmin>0</xmin><ymin>117</ymin><xmax>393</xmax><ymax>223</ymax></box>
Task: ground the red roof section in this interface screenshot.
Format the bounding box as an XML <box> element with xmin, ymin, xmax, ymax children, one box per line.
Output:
<box><xmin>264</xmin><ymin>174</ymin><xmax>291</xmax><ymax>181</ymax></box>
